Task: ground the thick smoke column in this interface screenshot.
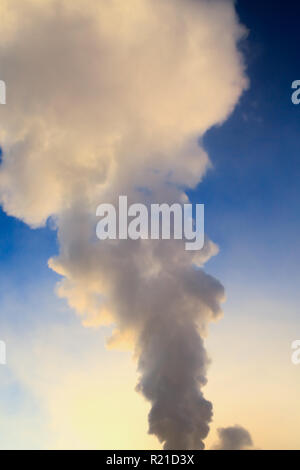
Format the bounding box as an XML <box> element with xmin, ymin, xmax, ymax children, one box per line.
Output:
<box><xmin>0</xmin><ymin>0</ymin><xmax>248</xmax><ymax>449</ymax></box>
<box><xmin>137</xmin><ymin>304</ymin><xmax>216</xmax><ymax>449</ymax></box>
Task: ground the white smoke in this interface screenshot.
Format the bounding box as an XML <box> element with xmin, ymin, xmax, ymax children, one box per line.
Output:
<box><xmin>0</xmin><ymin>0</ymin><xmax>248</xmax><ymax>449</ymax></box>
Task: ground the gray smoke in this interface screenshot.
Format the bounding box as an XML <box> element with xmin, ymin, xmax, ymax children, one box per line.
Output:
<box><xmin>134</xmin><ymin>244</ymin><xmax>224</xmax><ymax>449</ymax></box>
<box><xmin>213</xmin><ymin>425</ymin><xmax>254</xmax><ymax>450</ymax></box>
<box><xmin>0</xmin><ymin>0</ymin><xmax>248</xmax><ymax>449</ymax></box>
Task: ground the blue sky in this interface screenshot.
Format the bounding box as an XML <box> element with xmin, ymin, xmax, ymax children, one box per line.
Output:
<box><xmin>189</xmin><ymin>0</ymin><xmax>300</xmax><ymax>300</ymax></box>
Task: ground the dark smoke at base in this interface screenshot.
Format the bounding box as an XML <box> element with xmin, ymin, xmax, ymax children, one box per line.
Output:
<box><xmin>135</xmin><ymin>261</ymin><xmax>224</xmax><ymax>449</ymax></box>
<box><xmin>138</xmin><ymin>324</ymin><xmax>212</xmax><ymax>449</ymax></box>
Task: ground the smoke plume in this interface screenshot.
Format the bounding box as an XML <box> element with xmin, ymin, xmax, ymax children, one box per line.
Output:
<box><xmin>213</xmin><ymin>426</ymin><xmax>254</xmax><ymax>450</ymax></box>
<box><xmin>0</xmin><ymin>0</ymin><xmax>248</xmax><ymax>449</ymax></box>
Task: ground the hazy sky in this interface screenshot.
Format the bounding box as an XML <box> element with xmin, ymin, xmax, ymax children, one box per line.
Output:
<box><xmin>0</xmin><ymin>0</ymin><xmax>300</xmax><ymax>450</ymax></box>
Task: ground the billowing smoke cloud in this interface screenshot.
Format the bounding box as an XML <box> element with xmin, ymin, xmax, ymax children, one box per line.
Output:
<box><xmin>213</xmin><ymin>426</ymin><xmax>254</xmax><ymax>450</ymax></box>
<box><xmin>0</xmin><ymin>0</ymin><xmax>248</xmax><ymax>449</ymax></box>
